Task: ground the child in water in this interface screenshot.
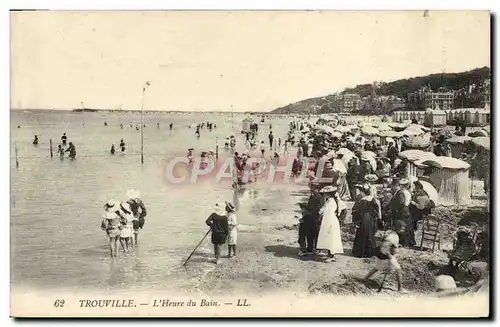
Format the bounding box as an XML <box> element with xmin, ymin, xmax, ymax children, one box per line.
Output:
<box><xmin>110</xmin><ymin>144</ymin><xmax>115</xmax><ymax>155</ymax></box>
<box><xmin>58</xmin><ymin>144</ymin><xmax>65</xmax><ymax>158</ymax></box>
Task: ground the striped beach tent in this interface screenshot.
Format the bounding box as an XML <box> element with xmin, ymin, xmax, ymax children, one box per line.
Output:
<box><xmin>418</xmin><ymin>157</ymin><xmax>471</xmax><ymax>206</ymax></box>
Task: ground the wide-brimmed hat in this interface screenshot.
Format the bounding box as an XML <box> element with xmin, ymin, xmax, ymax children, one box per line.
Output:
<box><xmin>104</xmin><ymin>200</ymin><xmax>118</xmax><ymax>212</ymax></box>
<box><xmin>126</xmin><ymin>189</ymin><xmax>141</xmax><ymax>199</ymax></box>
<box><xmin>188</xmin><ymin>148</ymin><xmax>194</xmax><ymax>151</ymax></box>
<box><xmin>225</xmin><ymin>201</ymin><xmax>236</xmax><ymax>212</ymax></box>
<box><xmin>120</xmin><ymin>201</ymin><xmax>132</xmax><ymax>214</ymax></box>
<box><xmin>365</xmin><ymin>174</ymin><xmax>378</xmax><ymax>183</ymax></box>
<box><xmin>319</xmin><ymin>185</ymin><xmax>337</xmax><ymax>193</ymax></box>
<box><xmin>399</xmin><ymin>178</ymin><xmax>410</xmax><ymax>186</ymax></box>
<box><xmin>214</xmin><ymin>202</ymin><xmax>226</xmax><ymax>215</ymax></box>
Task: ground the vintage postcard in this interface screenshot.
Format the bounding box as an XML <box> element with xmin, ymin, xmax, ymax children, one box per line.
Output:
<box><xmin>10</xmin><ymin>10</ymin><xmax>490</xmax><ymax>317</ymax></box>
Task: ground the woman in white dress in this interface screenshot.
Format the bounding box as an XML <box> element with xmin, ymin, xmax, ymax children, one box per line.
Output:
<box><xmin>119</xmin><ymin>202</ymin><xmax>134</xmax><ymax>253</ymax></box>
<box><xmin>316</xmin><ymin>185</ymin><xmax>344</xmax><ymax>262</ymax></box>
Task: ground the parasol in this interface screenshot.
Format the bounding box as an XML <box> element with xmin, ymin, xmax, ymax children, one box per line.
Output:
<box><xmin>470</xmin><ymin>137</ymin><xmax>490</xmax><ymax>151</ymax></box>
<box><xmin>417</xmin><ymin>180</ymin><xmax>439</xmax><ymax>203</ymax></box>
<box><xmin>334</xmin><ymin>125</ymin><xmax>351</xmax><ymax>133</ymax></box>
<box><xmin>379</xmin><ymin>130</ymin><xmax>403</xmax><ymax>138</ymax></box>
<box><xmin>377</xmin><ymin>123</ymin><xmax>392</xmax><ymax>131</ymax></box>
<box><xmin>398</xmin><ymin>149</ymin><xmax>436</xmax><ymax>162</ymax></box>
<box><xmin>467</xmin><ymin>130</ymin><xmax>488</xmax><ymax>138</ymax></box>
<box><xmin>446</xmin><ymin>136</ymin><xmax>472</xmax><ymax>144</ymax></box>
<box><xmin>361</xmin><ymin>150</ymin><xmax>377</xmax><ymax>158</ymax></box>
<box><xmin>361</xmin><ymin>125</ymin><xmax>379</xmax><ymax>136</ymax></box>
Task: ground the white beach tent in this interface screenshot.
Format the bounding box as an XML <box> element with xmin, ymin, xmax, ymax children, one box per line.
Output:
<box><xmin>241</xmin><ymin>117</ymin><xmax>253</xmax><ymax>132</ymax></box>
<box><xmin>418</xmin><ymin>157</ymin><xmax>471</xmax><ymax>206</ymax></box>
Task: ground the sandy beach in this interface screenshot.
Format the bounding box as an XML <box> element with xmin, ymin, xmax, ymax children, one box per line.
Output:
<box><xmin>193</xmin><ymin>177</ymin><xmax>488</xmax><ymax>298</ymax></box>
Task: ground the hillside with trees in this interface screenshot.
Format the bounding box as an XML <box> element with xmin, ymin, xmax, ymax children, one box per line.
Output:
<box><xmin>270</xmin><ymin>66</ymin><xmax>490</xmax><ymax>114</ymax></box>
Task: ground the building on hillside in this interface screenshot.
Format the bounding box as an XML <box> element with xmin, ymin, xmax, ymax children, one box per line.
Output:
<box><xmin>341</xmin><ymin>93</ymin><xmax>362</xmax><ymax>112</ymax></box>
<box><xmin>424</xmin><ymin>91</ymin><xmax>454</xmax><ymax>110</ymax></box>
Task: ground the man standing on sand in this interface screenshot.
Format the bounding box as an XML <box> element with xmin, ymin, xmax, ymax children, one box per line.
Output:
<box><xmin>206</xmin><ymin>202</ymin><xmax>229</xmax><ymax>265</ymax></box>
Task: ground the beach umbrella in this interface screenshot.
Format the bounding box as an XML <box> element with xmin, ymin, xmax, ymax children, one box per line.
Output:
<box><xmin>402</xmin><ymin>127</ymin><xmax>425</xmax><ymax>136</ymax></box>
<box><xmin>407</xmin><ymin>123</ymin><xmax>430</xmax><ymax>132</ymax></box>
<box><xmin>361</xmin><ymin>150</ymin><xmax>377</xmax><ymax>158</ymax></box>
<box><xmin>468</xmin><ymin>130</ymin><xmax>488</xmax><ymax>138</ymax></box>
<box><xmin>446</xmin><ymin>136</ymin><xmax>472</xmax><ymax>144</ymax></box>
<box><xmin>482</xmin><ymin>126</ymin><xmax>491</xmax><ymax>135</ymax></box>
<box><xmin>470</xmin><ymin>137</ymin><xmax>490</xmax><ymax>151</ymax></box>
<box><xmin>359</xmin><ymin>121</ymin><xmax>376</xmax><ymax>127</ymax></box>
<box><xmin>379</xmin><ymin>130</ymin><xmax>403</xmax><ymax>138</ymax></box>
<box><xmin>345</xmin><ymin>124</ymin><xmax>359</xmax><ymax>131</ymax></box>
<box><xmin>399</xmin><ymin>149</ymin><xmax>436</xmax><ymax>162</ymax></box>
<box><xmin>417</xmin><ymin>180</ymin><xmax>439</xmax><ymax>203</ymax></box>
<box><xmin>361</xmin><ymin>125</ymin><xmax>379</xmax><ymax>136</ymax></box>
<box><xmin>334</xmin><ymin>125</ymin><xmax>351</xmax><ymax>133</ymax></box>
<box><xmin>336</xmin><ymin>148</ymin><xmax>353</xmax><ymax>157</ymax></box>
<box><xmin>377</xmin><ymin>123</ymin><xmax>392</xmax><ymax>131</ymax></box>
<box><xmin>402</xmin><ymin>133</ymin><xmax>432</xmax><ymax>149</ymax></box>
<box><xmin>389</xmin><ymin>122</ymin><xmax>410</xmax><ymax>131</ymax></box>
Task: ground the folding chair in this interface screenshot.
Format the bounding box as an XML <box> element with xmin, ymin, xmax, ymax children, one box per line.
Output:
<box><xmin>419</xmin><ymin>214</ymin><xmax>442</xmax><ymax>252</ymax></box>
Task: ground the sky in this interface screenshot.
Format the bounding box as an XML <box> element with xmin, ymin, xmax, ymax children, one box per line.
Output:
<box><xmin>10</xmin><ymin>10</ymin><xmax>490</xmax><ymax>112</ymax></box>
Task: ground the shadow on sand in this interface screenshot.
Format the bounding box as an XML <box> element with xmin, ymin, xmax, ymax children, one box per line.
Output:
<box><xmin>264</xmin><ymin>244</ymin><xmax>323</xmax><ymax>262</ymax></box>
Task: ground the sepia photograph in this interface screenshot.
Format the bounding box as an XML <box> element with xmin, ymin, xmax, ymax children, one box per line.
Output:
<box><xmin>9</xmin><ymin>9</ymin><xmax>491</xmax><ymax>317</ymax></box>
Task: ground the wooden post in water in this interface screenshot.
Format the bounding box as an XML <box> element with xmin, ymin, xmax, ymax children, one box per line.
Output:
<box><xmin>49</xmin><ymin>139</ymin><xmax>53</xmax><ymax>158</ymax></box>
<box><xmin>215</xmin><ymin>137</ymin><xmax>219</xmax><ymax>160</ymax></box>
<box><xmin>140</xmin><ymin>81</ymin><xmax>150</xmax><ymax>165</ymax></box>
<box><xmin>14</xmin><ymin>142</ymin><xmax>19</xmax><ymax>168</ymax></box>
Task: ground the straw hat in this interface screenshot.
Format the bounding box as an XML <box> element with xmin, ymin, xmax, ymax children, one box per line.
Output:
<box><xmin>104</xmin><ymin>200</ymin><xmax>118</xmax><ymax>212</ymax></box>
<box><xmin>225</xmin><ymin>201</ymin><xmax>236</xmax><ymax>212</ymax></box>
<box><xmin>319</xmin><ymin>185</ymin><xmax>337</xmax><ymax>193</ymax></box>
<box><xmin>120</xmin><ymin>201</ymin><xmax>132</xmax><ymax>214</ymax></box>
<box><xmin>365</xmin><ymin>174</ymin><xmax>378</xmax><ymax>183</ymax></box>
<box><xmin>214</xmin><ymin>202</ymin><xmax>226</xmax><ymax>215</ymax></box>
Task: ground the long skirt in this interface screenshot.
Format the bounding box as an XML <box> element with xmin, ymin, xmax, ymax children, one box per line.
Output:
<box><xmin>352</xmin><ymin>215</ymin><xmax>377</xmax><ymax>258</ymax></box>
<box><xmin>337</xmin><ymin>175</ymin><xmax>351</xmax><ymax>201</ymax></box>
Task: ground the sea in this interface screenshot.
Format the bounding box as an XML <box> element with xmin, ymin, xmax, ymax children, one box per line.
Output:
<box><xmin>10</xmin><ymin>109</ymin><xmax>300</xmax><ymax>293</ymax></box>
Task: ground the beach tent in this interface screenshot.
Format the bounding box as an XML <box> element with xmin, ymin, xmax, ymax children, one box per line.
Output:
<box><xmin>418</xmin><ymin>157</ymin><xmax>471</xmax><ymax>206</ymax></box>
<box><xmin>470</xmin><ymin>136</ymin><xmax>490</xmax><ymax>151</ymax></box>
<box><xmin>424</xmin><ymin>109</ymin><xmax>447</xmax><ymax>127</ymax></box>
<box><xmin>399</xmin><ymin>150</ymin><xmax>437</xmax><ymax>178</ymax></box>
<box><xmin>445</xmin><ymin>136</ymin><xmax>472</xmax><ymax>158</ymax></box>
<box><xmin>241</xmin><ymin>117</ymin><xmax>253</xmax><ymax>132</ymax></box>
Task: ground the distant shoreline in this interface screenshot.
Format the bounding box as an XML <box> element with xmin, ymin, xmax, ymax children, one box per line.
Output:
<box><xmin>10</xmin><ymin>108</ymin><xmax>272</xmax><ymax>115</ymax></box>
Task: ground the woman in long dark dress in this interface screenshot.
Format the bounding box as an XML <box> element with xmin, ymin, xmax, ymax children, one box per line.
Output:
<box><xmin>387</xmin><ymin>178</ymin><xmax>415</xmax><ymax>247</ymax></box>
<box><xmin>352</xmin><ymin>186</ymin><xmax>381</xmax><ymax>258</ymax></box>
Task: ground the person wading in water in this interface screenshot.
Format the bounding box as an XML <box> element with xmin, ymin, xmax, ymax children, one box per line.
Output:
<box><xmin>110</xmin><ymin>144</ymin><xmax>115</xmax><ymax>155</ymax></box>
<box><xmin>58</xmin><ymin>144</ymin><xmax>65</xmax><ymax>159</ymax></box>
<box><xmin>33</xmin><ymin>135</ymin><xmax>38</xmax><ymax>145</ymax></box>
<box><xmin>120</xmin><ymin>139</ymin><xmax>126</xmax><ymax>152</ymax></box>
<box><xmin>126</xmin><ymin>189</ymin><xmax>147</xmax><ymax>246</ymax></box>
<box><xmin>101</xmin><ymin>200</ymin><xmax>122</xmax><ymax>258</ymax></box>
<box><xmin>61</xmin><ymin>133</ymin><xmax>68</xmax><ymax>146</ymax></box>
<box><xmin>65</xmin><ymin>142</ymin><xmax>76</xmax><ymax>159</ymax></box>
